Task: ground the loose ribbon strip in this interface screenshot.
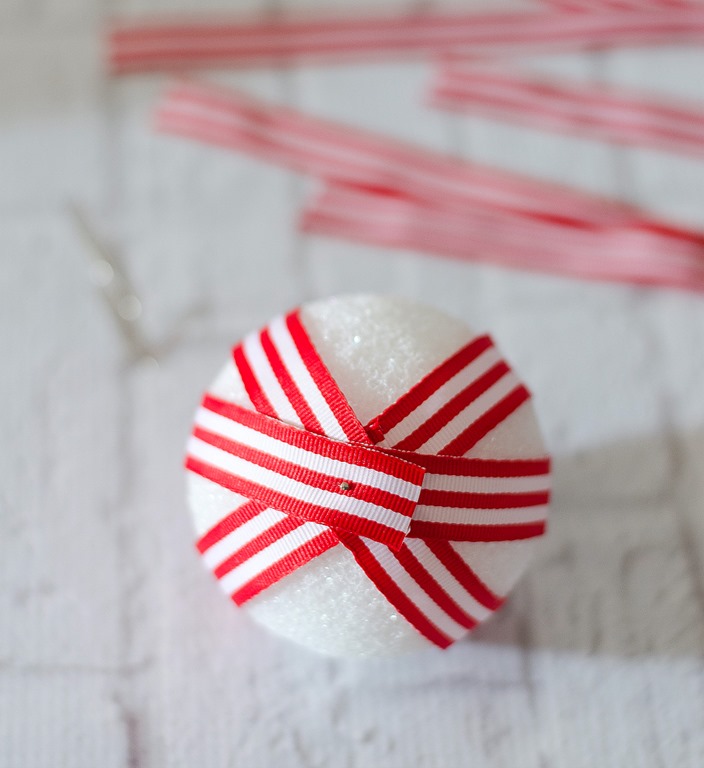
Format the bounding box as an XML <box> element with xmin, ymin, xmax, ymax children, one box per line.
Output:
<box><xmin>186</xmin><ymin>309</ymin><xmax>550</xmax><ymax>648</ymax></box>
<box><xmin>109</xmin><ymin>5</ymin><xmax>704</xmax><ymax>73</ymax></box>
<box><xmin>154</xmin><ymin>81</ymin><xmax>628</xmax><ymax>226</ymax></box>
<box><xmin>156</xmin><ymin>82</ymin><xmax>704</xmax><ymax>292</ymax></box>
<box><xmin>431</xmin><ymin>65</ymin><xmax>704</xmax><ymax>158</ymax></box>
<box><xmin>302</xmin><ymin>183</ymin><xmax>704</xmax><ymax>292</ymax></box>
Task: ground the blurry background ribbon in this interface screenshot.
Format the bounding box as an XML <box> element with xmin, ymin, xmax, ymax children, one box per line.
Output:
<box><xmin>186</xmin><ymin>308</ymin><xmax>550</xmax><ymax>648</ymax></box>
<box><xmin>107</xmin><ymin>1</ymin><xmax>704</xmax><ymax>293</ymax></box>
<box><xmin>108</xmin><ymin>5</ymin><xmax>704</xmax><ymax>73</ymax></box>
<box><xmin>154</xmin><ymin>81</ymin><xmax>704</xmax><ymax>292</ymax></box>
<box><xmin>430</xmin><ymin>64</ymin><xmax>704</xmax><ymax>158</ymax></box>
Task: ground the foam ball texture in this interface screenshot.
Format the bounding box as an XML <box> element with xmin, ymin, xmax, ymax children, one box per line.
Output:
<box><xmin>188</xmin><ymin>295</ymin><xmax>546</xmax><ymax>657</ymax></box>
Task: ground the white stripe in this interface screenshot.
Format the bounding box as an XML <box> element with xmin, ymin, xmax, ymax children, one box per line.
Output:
<box><xmin>404</xmin><ymin>539</ymin><xmax>492</xmax><ymax>622</ymax></box>
<box><xmin>202</xmin><ymin>508</ymin><xmax>286</xmax><ymax>570</ymax></box>
<box><xmin>267</xmin><ymin>314</ymin><xmax>348</xmax><ymax>440</ymax></box>
<box><xmin>419</xmin><ymin>371</ymin><xmax>521</xmax><ymax>454</ymax></box>
<box><xmin>365</xmin><ymin>541</ymin><xmax>468</xmax><ymax>642</ymax></box>
<box><xmin>423</xmin><ymin>470</ymin><xmax>551</xmax><ymax>495</ymax></box>
<box><xmin>242</xmin><ymin>331</ymin><xmax>300</xmax><ymax>426</ymax></box>
<box><xmin>187</xmin><ymin>436</ymin><xmax>412</xmax><ymax>534</ymax></box>
<box><xmin>195</xmin><ymin>406</ymin><xmax>421</xmax><ymax>501</ymax></box>
<box><xmin>413</xmin><ymin>503</ymin><xmax>550</xmax><ymax>526</ymax></box>
<box><xmin>379</xmin><ymin>345</ymin><xmax>502</xmax><ymax>447</ymax></box>
<box><xmin>218</xmin><ymin>522</ymin><xmax>328</xmax><ymax>595</ymax></box>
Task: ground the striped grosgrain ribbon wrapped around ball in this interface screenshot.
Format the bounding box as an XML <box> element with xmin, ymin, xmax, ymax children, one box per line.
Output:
<box><xmin>185</xmin><ymin>308</ymin><xmax>550</xmax><ymax>649</ymax></box>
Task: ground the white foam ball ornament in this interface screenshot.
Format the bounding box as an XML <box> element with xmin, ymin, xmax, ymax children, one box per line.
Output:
<box><xmin>187</xmin><ymin>295</ymin><xmax>550</xmax><ymax>657</ymax></box>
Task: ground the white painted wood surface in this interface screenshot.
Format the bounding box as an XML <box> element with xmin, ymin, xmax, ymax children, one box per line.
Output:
<box><xmin>2</xmin><ymin>1</ymin><xmax>704</xmax><ymax>765</ymax></box>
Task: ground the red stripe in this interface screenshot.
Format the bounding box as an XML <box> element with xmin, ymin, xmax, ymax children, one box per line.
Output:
<box><xmin>201</xmin><ymin>394</ymin><xmax>425</xmax><ymax>483</ymax></box>
<box><xmin>383</xmin><ymin>450</ymin><xmax>550</xmax><ymax>478</ymax></box>
<box><xmin>440</xmin><ymin>384</ymin><xmax>531</xmax><ymax>456</ymax></box>
<box><xmin>367</xmin><ymin>335</ymin><xmax>493</xmax><ymax>439</ymax></box>
<box><xmin>232</xmin><ymin>343</ymin><xmax>277</xmax><ymax>418</ymax></box>
<box><xmin>186</xmin><ymin>455</ymin><xmax>409</xmax><ymax>550</ymax></box>
<box><xmin>394</xmin><ymin>361</ymin><xmax>510</xmax><ymax>452</ymax></box>
<box><xmin>337</xmin><ymin>532</ymin><xmax>453</xmax><ymax>648</ymax></box>
<box><xmin>395</xmin><ymin>544</ymin><xmax>478</xmax><ymax>630</ymax></box>
<box><xmin>196</xmin><ymin>499</ymin><xmax>267</xmax><ymax>553</ymax></box>
<box><xmin>260</xmin><ymin>327</ymin><xmax>324</xmax><ymax>434</ymax></box>
<box><xmin>192</xmin><ymin>425</ymin><xmax>419</xmax><ymax>519</ymax></box>
<box><xmin>423</xmin><ymin>539</ymin><xmax>504</xmax><ymax>611</ymax></box>
<box><xmin>284</xmin><ymin>310</ymin><xmax>372</xmax><ymax>444</ymax></box>
<box><xmin>419</xmin><ymin>489</ymin><xmax>550</xmax><ymax>509</ymax></box>
<box><xmin>232</xmin><ymin>529</ymin><xmax>340</xmax><ymax>605</ymax></box>
<box><xmin>213</xmin><ymin>514</ymin><xmax>305</xmax><ymax>579</ymax></box>
<box><xmin>410</xmin><ymin>519</ymin><xmax>547</xmax><ymax>541</ymax></box>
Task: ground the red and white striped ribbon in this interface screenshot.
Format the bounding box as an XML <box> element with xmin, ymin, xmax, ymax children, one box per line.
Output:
<box><xmin>302</xmin><ymin>182</ymin><xmax>704</xmax><ymax>292</ymax></box>
<box><xmin>156</xmin><ymin>82</ymin><xmax>704</xmax><ymax>292</ymax></box>
<box><xmin>153</xmin><ymin>82</ymin><xmax>665</xmax><ymax>228</ymax></box>
<box><xmin>186</xmin><ymin>308</ymin><xmax>550</xmax><ymax>648</ymax></box>
<box><xmin>190</xmin><ymin>397</ymin><xmax>425</xmax><ymax>551</ymax></box>
<box><xmin>109</xmin><ymin>6</ymin><xmax>704</xmax><ymax>74</ymax></box>
<box><xmin>431</xmin><ymin>65</ymin><xmax>704</xmax><ymax>157</ymax></box>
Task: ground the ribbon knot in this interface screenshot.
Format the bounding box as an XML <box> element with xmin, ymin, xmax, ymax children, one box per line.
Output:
<box><xmin>186</xmin><ymin>308</ymin><xmax>551</xmax><ymax>648</ymax></box>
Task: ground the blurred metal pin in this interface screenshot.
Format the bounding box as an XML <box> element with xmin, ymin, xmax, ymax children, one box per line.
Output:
<box><xmin>68</xmin><ymin>202</ymin><xmax>158</xmax><ymax>367</ymax></box>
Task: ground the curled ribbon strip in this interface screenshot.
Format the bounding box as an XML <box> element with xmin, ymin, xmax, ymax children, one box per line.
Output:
<box><xmin>186</xmin><ymin>309</ymin><xmax>550</xmax><ymax>648</ymax></box>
